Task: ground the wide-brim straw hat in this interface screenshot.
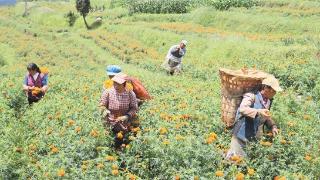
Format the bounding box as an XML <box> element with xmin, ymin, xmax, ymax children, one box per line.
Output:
<box><xmin>262</xmin><ymin>76</ymin><xmax>283</xmax><ymax>92</ymax></box>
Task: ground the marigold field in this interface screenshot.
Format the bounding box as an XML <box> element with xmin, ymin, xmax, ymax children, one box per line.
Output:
<box><xmin>0</xmin><ymin>0</ymin><xmax>320</xmax><ymax>179</ymax></box>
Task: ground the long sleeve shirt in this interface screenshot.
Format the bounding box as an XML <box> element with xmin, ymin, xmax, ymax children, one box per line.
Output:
<box><xmin>166</xmin><ymin>45</ymin><xmax>186</xmax><ymax>63</ymax></box>
<box><xmin>238</xmin><ymin>92</ymin><xmax>276</xmax><ymax>128</ymax></box>
<box><xmin>99</xmin><ymin>87</ymin><xmax>138</xmax><ymax>120</ymax></box>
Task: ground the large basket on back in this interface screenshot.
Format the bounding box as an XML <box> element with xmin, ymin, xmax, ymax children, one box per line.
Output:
<box><xmin>219</xmin><ymin>68</ymin><xmax>271</xmax><ymax>128</ymax></box>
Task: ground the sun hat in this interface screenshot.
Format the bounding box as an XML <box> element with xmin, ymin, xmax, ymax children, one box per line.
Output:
<box><xmin>111</xmin><ymin>74</ymin><xmax>126</xmax><ymax>84</ymax></box>
<box><xmin>181</xmin><ymin>40</ymin><xmax>187</xmax><ymax>46</ymax></box>
<box><xmin>106</xmin><ymin>65</ymin><xmax>121</xmax><ymax>76</ymax></box>
<box><xmin>262</xmin><ymin>76</ymin><xmax>283</xmax><ymax>92</ymax></box>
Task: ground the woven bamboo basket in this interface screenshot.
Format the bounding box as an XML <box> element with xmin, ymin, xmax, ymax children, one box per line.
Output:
<box><xmin>219</xmin><ymin>68</ymin><xmax>272</xmax><ymax>128</ymax></box>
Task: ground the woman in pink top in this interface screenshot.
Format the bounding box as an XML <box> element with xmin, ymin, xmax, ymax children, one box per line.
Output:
<box><xmin>99</xmin><ymin>74</ymin><xmax>138</xmax><ymax>148</ymax></box>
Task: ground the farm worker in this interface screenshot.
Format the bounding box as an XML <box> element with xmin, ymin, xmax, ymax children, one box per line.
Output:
<box><xmin>162</xmin><ymin>40</ymin><xmax>187</xmax><ymax>75</ymax></box>
<box><xmin>22</xmin><ymin>63</ymin><xmax>49</xmax><ymax>104</ymax></box>
<box><xmin>226</xmin><ymin>76</ymin><xmax>282</xmax><ymax>159</ymax></box>
<box><xmin>102</xmin><ymin>65</ymin><xmax>151</xmax><ymax>106</ymax></box>
<box><xmin>99</xmin><ymin>73</ymin><xmax>138</xmax><ymax>149</ymax></box>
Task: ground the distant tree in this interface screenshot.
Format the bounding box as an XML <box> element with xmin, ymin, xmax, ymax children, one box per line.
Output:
<box><xmin>76</xmin><ymin>0</ymin><xmax>91</xmax><ymax>29</ymax></box>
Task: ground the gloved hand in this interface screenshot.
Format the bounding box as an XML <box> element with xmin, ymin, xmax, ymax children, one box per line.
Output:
<box><xmin>116</xmin><ymin>115</ymin><xmax>129</xmax><ymax>122</ymax></box>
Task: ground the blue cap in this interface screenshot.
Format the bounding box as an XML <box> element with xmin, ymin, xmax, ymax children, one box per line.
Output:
<box><xmin>106</xmin><ymin>65</ymin><xmax>121</xmax><ymax>75</ymax></box>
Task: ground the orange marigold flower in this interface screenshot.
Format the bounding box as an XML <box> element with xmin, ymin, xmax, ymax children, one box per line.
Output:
<box><xmin>206</xmin><ymin>132</ymin><xmax>218</xmax><ymax>144</ymax></box>
<box><xmin>230</xmin><ymin>155</ymin><xmax>242</xmax><ymax>163</ymax></box>
<box><xmin>175</xmin><ymin>174</ymin><xmax>180</xmax><ymax>180</ymax></box>
<box><xmin>117</xmin><ymin>132</ymin><xmax>123</xmax><ymax>139</ymax></box>
<box><xmin>75</xmin><ymin>126</ymin><xmax>81</xmax><ymax>133</ymax></box>
<box><xmin>90</xmin><ymin>129</ymin><xmax>99</xmax><ymax>137</ymax></box>
<box><xmin>215</xmin><ymin>170</ymin><xmax>224</xmax><ymax>177</ymax></box>
<box><xmin>57</xmin><ymin>169</ymin><xmax>65</xmax><ymax>177</ymax></box>
<box><xmin>305</xmin><ymin>155</ymin><xmax>312</xmax><ymax>161</ymax></box>
<box><xmin>67</xmin><ymin>119</ymin><xmax>75</xmax><ymax>127</ymax></box>
<box><xmin>111</xmin><ymin>169</ymin><xmax>119</xmax><ymax>176</ymax></box>
<box><xmin>51</xmin><ymin>147</ymin><xmax>59</xmax><ymax>153</ymax></box>
<box><xmin>128</xmin><ymin>173</ymin><xmax>136</xmax><ymax>180</ymax></box>
<box><xmin>248</xmin><ymin>168</ymin><xmax>255</xmax><ymax>176</ymax></box>
<box><xmin>97</xmin><ymin>163</ymin><xmax>104</xmax><ymax>169</ymax></box>
<box><xmin>274</xmin><ymin>176</ymin><xmax>286</xmax><ymax>180</ymax></box>
<box><xmin>194</xmin><ymin>176</ymin><xmax>199</xmax><ymax>180</ymax></box>
<box><xmin>235</xmin><ymin>172</ymin><xmax>245</xmax><ymax>180</ymax></box>
<box><xmin>159</xmin><ymin>127</ymin><xmax>168</xmax><ymax>135</ymax></box>
<box><xmin>105</xmin><ymin>155</ymin><xmax>116</xmax><ymax>161</ymax></box>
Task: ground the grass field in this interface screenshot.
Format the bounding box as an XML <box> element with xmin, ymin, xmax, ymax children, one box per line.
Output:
<box><xmin>0</xmin><ymin>0</ymin><xmax>319</xmax><ymax>179</ymax></box>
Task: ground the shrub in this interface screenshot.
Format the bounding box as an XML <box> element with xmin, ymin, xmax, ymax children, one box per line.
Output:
<box><xmin>125</xmin><ymin>0</ymin><xmax>192</xmax><ymax>14</ymax></box>
<box><xmin>65</xmin><ymin>11</ymin><xmax>78</xmax><ymax>27</ymax></box>
<box><xmin>208</xmin><ymin>0</ymin><xmax>260</xmax><ymax>10</ymax></box>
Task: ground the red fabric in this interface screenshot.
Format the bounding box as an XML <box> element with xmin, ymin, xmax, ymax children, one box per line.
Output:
<box><xmin>125</xmin><ymin>76</ymin><xmax>151</xmax><ymax>100</ymax></box>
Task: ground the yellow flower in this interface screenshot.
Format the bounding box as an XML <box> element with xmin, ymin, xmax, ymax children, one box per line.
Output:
<box><xmin>126</xmin><ymin>82</ymin><xmax>134</xmax><ymax>91</ymax></box>
<box><xmin>194</xmin><ymin>176</ymin><xmax>199</xmax><ymax>180</ymax></box>
<box><xmin>40</xmin><ymin>67</ymin><xmax>49</xmax><ymax>74</ymax></box>
<box><xmin>117</xmin><ymin>132</ymin><xmax>123</xmax><ymax>139</ymax></box>
<box><xmin>235</xmin><ymin>172</ymin><xmax>244</xmax><ymax>180</ymax></box>
<box><xmin>57</xmin><ymin>169</ymin><xmax>65</xmax><ymax>177</ymax></box>
<box><xmin>159</xmin><ymin>127</ymin><xmax>168</xmax><ymax>135</ymax></box>
<box><xmin>162</xmin><ymin>140</ymin><xmax>170</xmax><ymax>145</ymax></box>
<box><xmin>105</xmin><ymin>155</ymin><xmax>116</xmax><ymax>161</ymax></box>
<box><xmin>215</xmin><ymin>170</ymin><xmax>224</xmax><ymax>177</ymax></box>
<box><xmin>111</xmin><ymin>164</ymin><xmax>118</xmax><ymax>170</ymax></box>
<box><xmin>175</xmin><ymin>135</ymin><xmax>185</xmax><ymax>141</ymax></box>
<box><xmin>260</xmin><ymin>141</ymin><xmax>272</xmax><ymax>146</ymax></box>
<box><xmin>81</xmin><ymin>164</ymin><xmax>87</xmax><ymax>171</ymax></box>
<box><xmin>104</xmin><ymin>79</ymin><xmax>113</xmax><ymax>89</ymax></box>
<box><xmin>90</xmin><ymin>129</ymin><xmax>99</xmax><ymax>137</ymax></box>
<box><xmin>248</xmin><ymin>168</ymin><xmax>255</xmax><ymax>176</ymax></box>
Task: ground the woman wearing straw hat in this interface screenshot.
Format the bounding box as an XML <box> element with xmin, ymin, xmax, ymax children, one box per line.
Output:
<box><xmin>99</xmin><ymin>73</ymin><xmax>138</xmax><ymax>148</ymax></box>
<box><xmin>226</xmin><ymin>76</ymin><xmax>282</xmax><ymax>159</ymax></box>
